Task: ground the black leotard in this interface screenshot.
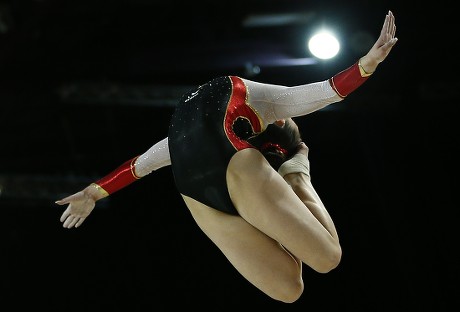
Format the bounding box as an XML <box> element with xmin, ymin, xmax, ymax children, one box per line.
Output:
<box><xmin>168</xmin><ymin>76</ymin><xmax>262</xmax><ymax>215</ymax></box>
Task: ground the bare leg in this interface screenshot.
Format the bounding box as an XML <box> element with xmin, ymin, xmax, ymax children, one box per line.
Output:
<box><xmin>181</xmin><ymin>149</ymin><xmax>341</xmax><ymax>302</ymax></box>
<box><xmin>227</xmin><ymin>149</ymin><xmax>341</xmax><ymax>272</ymax></box>
<box><xmin>182</xmin><ymin>195</ymin><xmax>304</xmax><ymax>303</ymax></box>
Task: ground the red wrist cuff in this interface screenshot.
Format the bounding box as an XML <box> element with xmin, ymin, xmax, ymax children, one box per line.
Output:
<box><xmin>94</xmin><ymin>156</ymin><xmax>140</xmax><ymax>195</ymax></box>
<box><xmin>329</xmin><ymin>61</ymin><xmax>369</xmax><ymax>98</ymax></box>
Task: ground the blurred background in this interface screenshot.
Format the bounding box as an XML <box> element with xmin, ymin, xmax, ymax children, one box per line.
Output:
<box><xmin>1</xmin><ymin>0</ymin><xmax>457</xmax><ymax>310</ymax></box>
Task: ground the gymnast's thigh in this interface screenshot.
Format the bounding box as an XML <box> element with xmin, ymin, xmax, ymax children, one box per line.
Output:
<box><xmin>226</xmin><ymin>149</ymin><xmax>321</xmax><ymax>259</ymax></box>
<box><xmin>181</xmin><ymin>194</ymin><xmax>301</xmax><ymax>281</ymax></box>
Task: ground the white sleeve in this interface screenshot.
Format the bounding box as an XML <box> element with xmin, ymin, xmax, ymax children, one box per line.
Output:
<box><xmin>134</xmin><ymin>137</ymin><xmax>171</xmax><ymax>177</ymax></box>
<box><xmin>242</xmin><ymin>78</ymin><xmax>343</xmax><ymax>124</ymax></box>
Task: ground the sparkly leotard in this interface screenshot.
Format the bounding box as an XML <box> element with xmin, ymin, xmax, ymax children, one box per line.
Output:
<box><xmin>168</xmin><ymin>76</ymin><xmax>260</xmax><ymax>215</ymax></box>
<box><xmin>94</xmin><ymin>62</ymin><xmax>367</xmax><ymax>215</ymax></box>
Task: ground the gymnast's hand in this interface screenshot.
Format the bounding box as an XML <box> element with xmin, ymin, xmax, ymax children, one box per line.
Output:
<box><xmin>55</xmin><ymin>185</ymin><xmax>104</xmax><ymax>228</ymax></box>
<box><xmin>359</xmin><ymin>10</ymin><xmax>398</xmax><ymax>74</ymax></box>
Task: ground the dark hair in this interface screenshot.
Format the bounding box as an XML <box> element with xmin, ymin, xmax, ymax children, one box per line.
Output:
<box><xmin>248</xmin><ymin>119</ymin><xmax>302</xmax><ymax>170</ymax></box>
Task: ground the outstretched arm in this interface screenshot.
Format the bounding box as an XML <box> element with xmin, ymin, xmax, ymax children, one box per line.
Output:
<box><xmin>56</xmin><ymin>137</ymin><xmax>171</xmax><ymax>228</ymax></box>
<box><xmin>244</xmin><ymin>10</ymin><xmax>398</xmax><ymax>124</ymax></box>
<box><xmin>330</xmin><ymin>10</ymin><xmax>397</xmax><ymax>97</ymax></box>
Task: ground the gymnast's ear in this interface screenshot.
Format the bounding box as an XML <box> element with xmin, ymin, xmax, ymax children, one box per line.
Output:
<box><xmin>273</xmin><ymin>119</ymin><xmax>286</xmax><ymax>127</ymax></box>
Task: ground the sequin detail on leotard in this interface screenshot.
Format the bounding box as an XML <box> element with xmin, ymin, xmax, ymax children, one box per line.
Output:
<box><xmin>168</xmin><ymin>76</ymin><xmax>262</xmax><ymax>215</ymax></box>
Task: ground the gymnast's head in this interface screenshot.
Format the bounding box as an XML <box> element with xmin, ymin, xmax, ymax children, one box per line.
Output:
<box><xmin>249</xmin><ymin>118</ymin><xmax>302</xmax><ymax>171</ymax></box>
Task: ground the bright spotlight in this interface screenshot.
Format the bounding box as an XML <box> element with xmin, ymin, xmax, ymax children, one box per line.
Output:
<box><xmin>308</xmin><ymin>31</ymin><xmax>340</xmax><ymax>60</ymax></box>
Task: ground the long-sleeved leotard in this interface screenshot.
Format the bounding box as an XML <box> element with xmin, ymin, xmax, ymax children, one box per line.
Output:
<box><xmin>94</xmin><ymin>61</ymin><xmax>369</xmax><ymax>214</ymax></box>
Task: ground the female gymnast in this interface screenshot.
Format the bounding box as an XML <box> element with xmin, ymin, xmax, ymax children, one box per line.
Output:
<box><xmin>56</xmin><ymin>10</ymin><xmax>397</xmax><ymax>303</ymax></box>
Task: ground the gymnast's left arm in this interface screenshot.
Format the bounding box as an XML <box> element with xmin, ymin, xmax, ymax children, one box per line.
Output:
<box><xmin>55</xmin><ymin>137</ymin><xmax>171</xmax><ymax>228</ymax></box>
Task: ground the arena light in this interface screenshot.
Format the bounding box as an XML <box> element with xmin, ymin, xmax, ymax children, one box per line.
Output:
<box><xmin>307</xmin><ymin>30</ymin><xmax>340</xmax><ymax>60</ymax></box>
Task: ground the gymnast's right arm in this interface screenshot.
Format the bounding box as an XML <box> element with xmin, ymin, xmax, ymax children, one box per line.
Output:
<box><xmin>55</xmin><ymin>137</ymin><xmax>171</xmax><ymax>228</ymax></box>
<box><xmin>243</xmin><ymin>10</ymin><xmax>397</xmax><ymax>126</ymax></box>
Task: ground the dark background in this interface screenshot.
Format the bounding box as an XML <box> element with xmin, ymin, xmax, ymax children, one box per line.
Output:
<box><xmin>1</xmin><ymin>0</ymin><xmax>458</xmax><ymax>310</ymax></box>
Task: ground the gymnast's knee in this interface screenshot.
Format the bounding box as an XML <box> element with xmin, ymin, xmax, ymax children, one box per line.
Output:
<box><xmin>269</xmin><ymin>276</ymin><xmax>304</xmax><ymax>303</ymax></box>
<box><xmin>311</xmin><ymin>247</ymin><xmax>342</xmax><ymax>274</ymax></box>
<box><xmin>228</xmin><ymin>149</ymin><xmax>273</xmax><ymax>180</ymax></box>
